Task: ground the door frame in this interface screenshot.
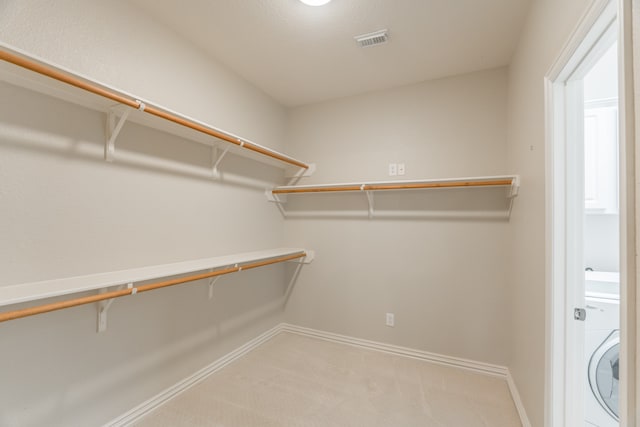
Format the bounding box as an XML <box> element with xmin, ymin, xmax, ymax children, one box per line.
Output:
<box><xmin>544</xmin><ymin>0</ymin><xmax>636</xmax><ymax>425</ymax></box>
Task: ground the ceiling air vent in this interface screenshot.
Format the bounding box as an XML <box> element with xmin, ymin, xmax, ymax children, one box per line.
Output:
<box><xmin>354</xmin><ymin>29</ymin><xmax>389</xmax><ymax>48</ymax></box>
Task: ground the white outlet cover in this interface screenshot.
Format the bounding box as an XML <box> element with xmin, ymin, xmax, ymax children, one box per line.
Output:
<box><xmin>388</xmin><ymin>163</ymin><xmax>397</xmax><ymax>176</ymax></box>
<box><xmin>386</xmin><ymin>313</ymin><xmax>395</xmax><ymax>327</ymax></box>
<box><xmin>397</xmin><ymin>163</ymin><xmax>405</xmax><ymax>175</ymax></box>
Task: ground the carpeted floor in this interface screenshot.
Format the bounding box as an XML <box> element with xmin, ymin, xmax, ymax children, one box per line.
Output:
<box><xmin>135</xmin><ymin>332</ymin><xmax>521</xmax><ymax>426</ymax></box>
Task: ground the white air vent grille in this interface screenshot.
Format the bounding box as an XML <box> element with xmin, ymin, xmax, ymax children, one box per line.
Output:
<box><xmin>355</xmin><ymin>29</ymin><xmax>389</xmax><ymax>48</ymax></box>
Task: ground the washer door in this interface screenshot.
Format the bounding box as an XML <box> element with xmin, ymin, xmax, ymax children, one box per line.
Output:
<box><xmin>589</xmin><ymin>330</ymin><xmax>620</xmax><ymax>421</ymax></box>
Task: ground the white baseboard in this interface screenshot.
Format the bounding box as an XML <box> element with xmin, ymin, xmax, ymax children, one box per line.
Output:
<box><xmin>280</xmin><ymin>323</ymin><xmax>508</xmax><ymax>377</ymax></box>
<box><xmin>107</xmin><ymin>322</ymin><xmax>531</xmax><ymax>427</ymax></box>
<box><xmin>105</xmin><ymin>324</ymin><xmax>282</xmax><ymax>427</ymax></box>
<box><xmin>506</xmin><ymin>371</ymin><xmax>532</xmax><ymax>427</ymax></box>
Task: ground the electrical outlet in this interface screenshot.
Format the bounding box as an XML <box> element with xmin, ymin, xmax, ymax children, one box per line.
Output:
<box><xmin>388</xmin><ymin>163</ymin><xmax>397</xmax><ymax>176</ymax></box>
<box><xmin>397</xmin><ymin>163</ymin><xmax>405</xmax><ymax>176</ymax></box>
<box><xmin>386</xmin><ymin>313</ymin><xmax>395</xmax><ymax>327</ymax></box>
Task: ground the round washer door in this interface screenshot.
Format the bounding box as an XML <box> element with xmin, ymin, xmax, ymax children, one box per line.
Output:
<box><xmin>589</xmin><ymin>330</ymin><xmax>620</xmax><ymax>421</ymax></box>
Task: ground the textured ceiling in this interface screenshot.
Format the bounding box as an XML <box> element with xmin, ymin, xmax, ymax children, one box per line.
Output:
<box><xmin>130</xmin><ymin>0</ymin><xmax>532</xmax><ymax>107</ymax></box>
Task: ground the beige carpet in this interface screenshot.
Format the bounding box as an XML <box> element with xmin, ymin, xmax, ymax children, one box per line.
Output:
<box><xmin>135</xmin><ymin>332</ymin><xmax>521</xmax><ymax>426</ymax></box>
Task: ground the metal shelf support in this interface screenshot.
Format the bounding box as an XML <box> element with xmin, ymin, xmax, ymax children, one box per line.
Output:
<box><xmin>285</xmin><ymin>163</ymin><xmax>316</xmax><ymax>185</ymax></box>
<box><xmin>104</xmin><ymin>102</ymin><xmax>146</xmax><ymax>162</ymax></box>
<box><xmin>211</xmin><ymin>146</ymin><xmax>231</xmax><ymax>178</ymax></box>
<box><xmin>364</xmin><ymin>189</ymin><xmax>374</xmax><ymax>219</ymax></box>
<box><xmin>208</xmin><ymin>275</ymin><xmax>221</xmax><ymax>300</ymax></box>
<box><xmin>296</xmin><ymin>250</ymin><xmax>315</xmax><ymax>264</ymax></box>
<box><xmin>508</xmin><ymin>176</ymin><xmax>520</xmax><ymax>198</ymax></box>
<box><xmin>97</xmin><ymin>283</ymin><xmax>130</xmax><ymax>332</ymax></box>
<box><xmin>105</xmin><ymin>106</ymin><xmax>132</xmax><ymax>162</ymax></box>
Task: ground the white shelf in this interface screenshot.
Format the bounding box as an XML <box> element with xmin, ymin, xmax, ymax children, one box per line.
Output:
<box><xmin>0</xmin><ymin>42</ymin><xmax>311</xmax><ymax>175</ymax></box>
<box><xmin>0</xmin><ymin>248</ymin><xmax>310</xmax><ymax>308</ymax></box>
<box><xmin>270</xmin><ymin>175</ymin><xmax>519</xmax><ymax>194</ymax></box>
<box><xmin>267</xmin><ymin>175</ymin><xmax>520</xmax><ymax>219</ymax></box>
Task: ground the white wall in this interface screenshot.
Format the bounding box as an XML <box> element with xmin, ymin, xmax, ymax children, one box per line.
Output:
<box><xmin>585</xmin><ymin>214</ymin><xmax>620</xmax><ymax>272</ymax></box>
<box><xmin>506</xmin><ymin>0</ymin><xmax>592</xmax><ymax>425</ymax></box>
<box><xmin>584</xmin><ymin>41</ymin><xmax>620</xmax><ymax>273</ymax></box>
<box><xmin>584</xmin><ymin>41</ymin><xmax>619</xmax><ymax>102</ymax></box>
<box><xmin>283</xmin><ymin>68</ymin><xmax>513</xmax><ymax>365</ymax></box>
<box><xmin>0</xmin><ymin>1</ymin><xmax>290</xmax><ymax>426</ymax></box>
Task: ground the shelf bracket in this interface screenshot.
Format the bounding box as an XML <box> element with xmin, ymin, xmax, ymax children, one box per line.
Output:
<box><xmin>211</xmin><ymin>146</ymin><xmax>231</xmax><ymax>178</ymax></box>
<box><xmin>302</xmin><ymin>250</ymin><xmax>315</xmax><ymax>264</ymax></box>
<box><xmin>97</xmin><ymin>283</ymin><xmax>130</xmax><ymax>333</ymax></box>
<box><xmin>266</xmin><ymin>191</ymin><xmax>289</xmax><ymax>218</ymax></box>
<box><xmin>364</xmin><ymin>189</ymin><xmax>375</xmax><ymax>219</ymax></box>
<box><xmin>506</xmin><ymin>176</ymin><xmax>520</xmax><ymax>217</ymax></box>
<box><xmin>208</xmin><ymin>275</ymin><xmax>221</xmax><ymax>300</ymax></box>
<box><xmin>283</xmin><ymin>261</ymin><xmax>304</xmax><ymax>307</ymax></box>
<box><xmin>287</xmin><ymin>250</ymin><xmax>315</xmax><ymax>264</ymax></box>
<box><xmin>264</xmin><ymin>189</ymin><xmax>287</xmax><ymax>218</ymax></box>
<box><xmin>265</xmin><ymin>190</ymin><xmax>287</xmax><ymax>204</ymax></box>
<box><xmin>105</xmin><ymin>106</ymin><xmax>133</xmax><ymax>162</ymax></box>
<box><xmin>285</xmin><ymin>163</ymin><xmax>316</xmax><ymax>185</ymax></box>
<box><xmin>508</xmin><ymin>176</ymin><xmax>520</xmax><ymax>198</ymax></box>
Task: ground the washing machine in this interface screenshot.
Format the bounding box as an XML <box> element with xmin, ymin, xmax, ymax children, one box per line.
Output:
<box><xmin>585</xmin><ymin>271</ymin><xmax>620</xmax><ymax>427</ymax></box>
<box><xmin>588</xmin><ymin>330</ymin><xmax>619</xmax><ymax>425</ymax></box>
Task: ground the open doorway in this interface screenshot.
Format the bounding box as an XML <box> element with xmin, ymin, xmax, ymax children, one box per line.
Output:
<box><xmin>544</xmin><ymin>0</ymin><xmax>630</xmax><ymax>425</ymax></box>
<box><xmin>582</xmin><ymin>38</ymin><xmax>620</xmax><ymax>427</ymax></box>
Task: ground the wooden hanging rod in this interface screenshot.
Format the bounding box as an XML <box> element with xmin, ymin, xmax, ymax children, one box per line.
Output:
<box><xmin>0</xmin><ymin>49</ymin><xmax>309</xmax><ymax>170</ymax></box>
<box><xmin>272</xmin><ymin>179</ymin><xmax>514</xmax><ymax>194</ymax></box>
<box><xmin>0</xmin><ymin>252</ymin><xmax>306</xmax><ymax>323</ymax></box>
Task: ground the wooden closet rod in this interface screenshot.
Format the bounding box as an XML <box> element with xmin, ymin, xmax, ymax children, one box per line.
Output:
<box><xmin>272</xmin><ymin>179</ymin><xmax>514</xmax><ymax>194</ymax></box>
<box><xmin>0</xmin><ymin>252</ymin><xmax>306</xmax><ymax>323</ymax></box>
<box><xmin>0</xmin><ymin>49</ymin><xmax>309</xmax><ymax>170</ymax></box>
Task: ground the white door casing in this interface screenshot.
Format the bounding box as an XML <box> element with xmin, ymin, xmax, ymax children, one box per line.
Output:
<box><xmin>544</xmin><ymin>0</ymin><xmax>636</xmax><ymax>425</ymax></box>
